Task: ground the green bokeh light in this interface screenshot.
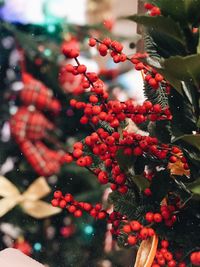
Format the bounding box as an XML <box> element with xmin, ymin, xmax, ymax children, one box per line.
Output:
<box><xmin>84</xmin><ymin>225</ymin><xmax>94</xmax><ymax>235</ymax></box>
<box><xmin>44</xmin><ymin>49</ymin><xmax>52</xmax><ymax>57</ymax></box>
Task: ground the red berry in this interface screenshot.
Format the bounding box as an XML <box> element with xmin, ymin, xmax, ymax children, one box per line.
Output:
<box><xmin>164</xmin><ymin>252</ymin><xmax>173</xmax><ymax>261</ymax></box>
<box><xmin>51</xmin><ymin>199</ymin><xmax>59</xmax><ymax>207</ymax></box>
<box><xmin>65</xmin><ymin>64</ymin><xmax>74</xmax><ymax>72</ymax></box>
<box><xmin>130</xmin><ymin>221</ymin><xmax>141</xmax><ymax>231</ymax></box>
<box><xmin>64</xmin><ymin>194</ymin><xmax>73</xmax><ymax>202</ymax></box>
<box><xmin>127</xmin><ymin>235</ymin><xmax>137</xmax><ymax>246</ymax></box>
<box><xmin>133</xmin><ymin>146</ymin><xmax>143</xmax><ymax>156</ymax></box>
<box><xmin>89</xmin><ymin>38</ymin><xmax>96</xmax><ymax>47</ymax></box>
<box><xmin>167</xmin><ymin>260</ymin><xmax>176</xmax><ymax>267</ymax></box>
<box><xmin>144</xmin><ymin>188</ymin><xmax>152</xmax><ymax>196</ymax></box>
<box><xmin>77</xmin><ymin>64</ymin><xmax>87</xmax><ymax>73</ymax></box>
<box><xmin>149</xmin><ymin>78</ymin><xmax>158</xmax><ymax>89</ymax></box>
<box><xmin>150</xmin><ymin>7</ymin><xmax>161</xmax><ymax>16</ymax></box>
<box><xmin>68</xmin><ymin>205</ymin><xmax>76</xmax><ymax>213</ymax></box>
<box><xmin>73</xmin><ymin>149</ymin><xmax>83</xmax><ymax>158</ymax></box>
<box><xmin>145</xmin><ymin>212</ymin><xmax>154</xmax><ymax>222</ymax></box>
<box><xmin>169</xmin><ymin>156</ymin><xmax>177</xmax><ymax>163</ymax></box>
<box><xmin>74</xmin><ymin>209</ymin><xmax>83</xmax><ymax>217</ymax></box>
<box><xmin>190</xmin><ymin>251</ymin><xmax>200</xmax><ymax>266</ymax></box>
<box><xmin>73</xmin><ymin>142</ymin><xmax>83</xmax><ymax>150</ymax></box>
<box><xmin>155</xmin><ymin>73</ymin><xmax>164</xmax><ymax>82</ymax></box>
<box><xmin>98</xmin><ymin>211</ymin><xmax>107</xmax><ymax>219</ymax></box>
<box><xmin>140</xmin><ymin>227</ymin><xmax>149</xmax><ymax>239</ymax></box>
<box><xmin>62</xmin><ymin>153</ymin><xmax>73</xmax><ymax>163</ymax></box>
<box><xmin>98</xmin><ymin>171</ymin><xmax>109</xmax><ymax>184</ymax></box>
<box><xmin>144</xmin><ymin>3</ymin><xmax>154</xmax><ymax>10</ymax></box>
<box><xmin>154</xmin><ymin>213</ymin><xmax>163</xmax><ymax>223</ymax></box>
<box><xmin>153</xmin><ymin>104</ymin><xmax>162</xmax><ymax>113</ymax></box>
<box><xmin>98</xmin><ymin>44</ymin><xmax>108</xmax><ymax>56</ymax></box>
<box><xmin>89</xmin><ymin>95</ymin><xmax>99</xmax><ymax>103</ymax></box>
<box><xmin>161</xmin><ymin>240</ymin><xmax>169</xmax><ymax>248</ymax></box>
<box><xmin>59</xmin><ymin>199</ymin><xmax>67</xmax><ymax>208</ymax></box>
<box><xmin>123</xmin><ymin>224</ymin><xmax>132</xmax><ymax>233</ymax></box>
<box><xmin>54</xmin><ymin>190</ymin><xmax>62</xmax><ymax>199</ymax></box>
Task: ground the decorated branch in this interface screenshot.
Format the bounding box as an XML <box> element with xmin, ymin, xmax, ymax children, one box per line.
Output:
<box><xmin>51</xmin><ymin>1</ymin><xmax>200</xmax><ymax>266</ymax></box>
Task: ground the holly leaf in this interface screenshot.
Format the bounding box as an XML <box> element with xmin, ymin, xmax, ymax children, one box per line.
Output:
<box><xmin>162</xmin><ymin>54</ymin><xmax>200</xmax><ymax>88</ymax></box>
<box><xmin>150</xmin><ymin>170</ymin><xmax>171</xmax><ymax>202</ymax></box>
<box><xmin>174</xmin><ymin>134</ymin><xmax>200</xmax><ymax>151</ymax></box>
<box><xmin>116</xmin><ymin>149</ymin><xmax>136</xmax><ymax>171</ymax></box>
<box><xmin>130</xmin><ymin>175</ymin><xmax>150</xmax><ymax>191</ymax></box>
<box><xmin>148</xmin><ymin>0</ymin><xmax>200</xmax><ymax>24</ymax></box>
<box><xmin>186</xmin><ymin>177</ymin><xmax>200</xmax><ymax>196</ymax></box>
<box><xmin>126</xmin><ymin>15</ymin><xmax>186</xmax><ymax>47</ymax></box>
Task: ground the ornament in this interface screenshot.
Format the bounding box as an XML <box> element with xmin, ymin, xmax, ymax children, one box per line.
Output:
<box><xmin>13</xmin><ymin>238</ymin><xmax>32</xmax><ymax>256</ymax></box>
<box><xmin>10</xmin><ymin>107</ymin><xmax>54</xmax><ymax>143</ymax></box>
<box><xmin>20</xmin><ymin>73</ymin><xmax>61</xmax><ymax>114</ymax></box>
<box><xmin>0</xmin><ymin>176</ymin><xmax>61</xmax><ymax>218</ymax></box>
<box><xmin>134</xmin><ymin>235</ymin><xmax>158</xmax><ymax>267</ymax></box>
<box><xmin>20</xmin><ymin>140</ymin><xmax>63</xmax><ymax>176</ymax></box>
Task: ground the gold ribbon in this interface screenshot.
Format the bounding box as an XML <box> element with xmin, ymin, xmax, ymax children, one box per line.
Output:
<box><xmin>0</xmin><ymin>176</ymin><xmax>61</xmax><ymax>219</ymax></box>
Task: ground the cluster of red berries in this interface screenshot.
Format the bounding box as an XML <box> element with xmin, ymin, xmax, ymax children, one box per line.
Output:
<box><xmin>152</xmin><ymin>240</ymin><xmax>186</xmax><ymax>267</ymax></box>
<box><xmin>145</xmin><ymin>205</ymin><xmax>177</xmax><ymax>227</ymax></box>
<box><xmin>62</xmin><ymin>125</ymin><xmax>188</xmax><ymax>195</ymax></box>
<box><xmin>131</xmin><ymin>53</ymin><xmax>171</xmax><ymax>93</ymax></box>
<box><xmin>122</xmin><ymin>220</ymin><xmax>155</xmax><ymax>246</ymax></box>
<box><xmin>190</xmin><ymin>251</ymin><xmax>200</xmax><ymax>266</ymax></box>
<box><xmin>63</xmin><ymin>127</ymin><xmax>187</xmax><ymax>194</ymax></box>
<box><xmin>89</xmin><ymin>37</ymin><xmax>127</xmax><ymax>64</ymax></box>
<box><xmin>52</xmin><ymin>191</ymin><xmax>126</xmax><ymax>236</ymax></box>
<box><xmin>108</xmin><ymin>211</ymin><xmax>127</xmax><ymax>236</ymax></box>
<box><xmin>51</xmin><ymin>190</ymin><xmax>107</xmax><ymax>218</ymax></box>
<box><xmin>144</xmin><ymin>2</ymin><xmax>161</xmax><ymax>16</ymax></box>
<box><xmin>70</xmin><ymin>96</ymin><xmax>171</xmax><ymax>127</ymax></box>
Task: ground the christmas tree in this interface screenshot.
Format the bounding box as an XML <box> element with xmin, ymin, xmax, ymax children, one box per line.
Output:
<box><xmin>0</xmin><ymin>9</ymin><xmax>136</xmax><ymax>267</ymax></box>
<box><xmin>51</xmin><ymin>1</ymin><xmax>200</xmax><ymax>266</ymax></box>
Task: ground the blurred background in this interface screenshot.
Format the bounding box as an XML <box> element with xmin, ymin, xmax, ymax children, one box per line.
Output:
<box><xmin>0</xmin><ymin>0</ymin><xmax>144</xmax><ymax>266</ymax></box>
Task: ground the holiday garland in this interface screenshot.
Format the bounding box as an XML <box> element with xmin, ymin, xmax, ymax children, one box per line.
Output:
<box><xmin>52</xmin><ymin>1</ymin><xmax>200</xmax><ymax>266</ymax></box>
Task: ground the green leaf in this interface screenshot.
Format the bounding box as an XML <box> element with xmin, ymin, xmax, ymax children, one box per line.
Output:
<box><xmin>186</xmin><ymin>177</ymin><xmax>200</xmax><ymax>196</ymax></box>
<box><xmin>143</xmin><ymin>81</ymin><xmax>169</xmax><ymax>108</ymax></box>
<box><xmin>130</xmin><ymin>175</ymin><xmax>150</xmax><ymax>191</ymax></box>
<box><xmin>174</xmin><ymin>134</ymin><xmax>200</xmax><ymax>150</ymax></box>
<box><xmin>144</xmin><ymin>56</ymin><xmax>183</xmax><ymax>94</ymax></box>
<box><xmin>126</xmin><ymin>15</ymin><xmax>186</xmax><ymax>46</ymax></box>
<box><xmin>116</xmin><ymin>149</ymin><xmax>136</xmax><ymax>171</ymax></box>
<box><xmin>197</xmin><ymin>117</ymin><xmax>200</xmax><ymax>128</ymax></box>
<box><xmin>184</xmin><ymin>0</ymin><xmax>200</xmax><ymax>24</ymax></box>
<box><xmin>109</xmin><ymin>191</ymin><xmax>137</xmax><ymax>219</ymax></box>
<box><xmin>150</xmin><ymin>170</ymin><xmax>171</xmax><ymax>202</ymax></box>
<box><xmin>162</xmin><ymin>54</ymin><xmax>200</xmax><ymax>88</ymax></box>
<box><xmin>148</xmin><ymin>0</ymin><xmax>200</xmax><ymax>24</ymax></box>
<box><xmin>147</xmin><ymin>0</ymin><xmax>187</xmax><ymax>22</ymax></box>
<box><xmin>197</xmin><ymin>27</ymin><xmax>200</xmax><ymax>54</ymax></box>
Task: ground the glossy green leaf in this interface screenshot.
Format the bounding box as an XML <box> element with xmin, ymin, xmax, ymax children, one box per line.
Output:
<box><xmin>130</xmin><ymin>175</ymin><xmax>150</xmax><ymax>191</ymax></box>
<box><xmin>116</xmin><ymin>149</ymin><xmax>136</xmax><ymax>171</ymax></box>
<box><xmin>187</xmin><ymin>177</ymin><xmax>200</xmax><ymax>196</ymax></box>
<box><xmin>148</xmin><ymin>0</ymin><xmax>200</xmax><ymax>24</ymax></box>
<box><xmin>162</xmin><ymin>54</ymin><xmax>200</xmax><ymax>88</ymax></box>
<box><xmin>126</xmin><ymin>15</ymin><xmax>186</xmax><ymax>46</ymax></box>
<box><xmin>174</xmin><ymin>134</ymin><xmax>200</xmax><ymax>150</ymax></box>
